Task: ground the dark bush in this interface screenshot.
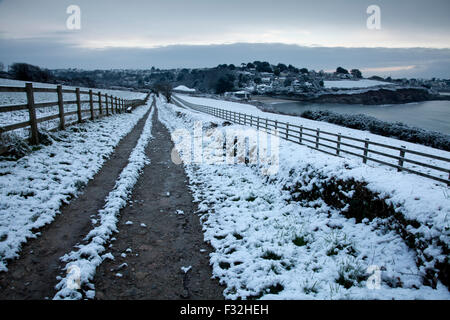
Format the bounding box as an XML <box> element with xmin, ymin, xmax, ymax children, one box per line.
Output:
<box><xmin>9</xmin><ymin>63</ymin><xmax>54</xmax><ymax>83</ymax></box>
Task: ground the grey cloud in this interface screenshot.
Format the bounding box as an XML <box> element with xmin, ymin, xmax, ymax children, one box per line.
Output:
<box><xmin>1</xmin><ymin>39</ymin><xmax>449</xmax><ymax>78</ymax></box>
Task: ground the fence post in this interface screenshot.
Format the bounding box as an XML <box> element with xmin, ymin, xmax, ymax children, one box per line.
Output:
<box><xmin>363</xmin><ymin>139</ymin><xmax>370</xmax><ymax>164</ymax></box>
<box><xmin>89</xmin><ymin>90</ymin><xmax>94</xmax><ymax>120</ymax></box>
<box><xmin>111</xmin><ymin>96</ymin><xmax>114</xmax><ymax>114</ymax></box>
<box><xmin>105</xmin><ymin>94</ymin><xmax>109</xmax><ymax>116</ymax></box>
<box><xmin>265</xmin><ymin>118</ymin><xmax>268</xmax><ymax>132</ymax></box>
<box><xmin>299</xmin><ymin>125</ymin><xmax>303</xmax><ymax>144</ymax></box>
<box><xmin>25</xmin><ymin>83</ymin><xmax>39</xmax><ymax>145</ymax></box>
<box><xmin>398</xmin><ymin>146</ymin><xmax>406</xmax><ymax>172</ymax></box>
<box><xmin>275</xmin><ymin>120</ymin><xmax>278</xmax><ymax>135</ymax></box>
<box><xmin>316</xmin><ymin>128</ymin><xmax>320</xmax><ymax>149</ymax></box>
<box><xmin>98</xmin><ymin>92</ymin><xmax>102</xmax><ymax>115</ymax></box>
<box><xmin>244</xmin><ymin>113</ymin><xmax>247</xmax><ymax>126</ymax></box>
<box><xmin>285</xmin><ymin>123</ymin><xmax>289</xmax><ymax>140</ymax></box>
<box><xmin>57</xmin><ymin>85</ymin><xmax>65</xmax><ymax>130</ymax></box>
<box><xmin>76</xmin><ymin>87</ymin><xmax>82</xmax><ymax>123</ymax></box>
<box><xmin>257</xmin><ymin>116</ymin><xmax>260</xmax><ymax>131</ymax></box>
<box><xmin>336</xmin><ymin>133</ymin><xmax>341</xmax><ymax>156</ymax></box>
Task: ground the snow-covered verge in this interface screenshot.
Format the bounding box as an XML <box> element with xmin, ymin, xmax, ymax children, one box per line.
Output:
<box><xmin>0</xmin><ymin>102</ymin><xmax>151</xmax><ymax>272</ymax></box>
<box><xmin>158</xmin><ymin>100</ymin><xmax>449</xmax><ymax>300</ymax></box>
<box><xmin>53</xmin><ymin>101</ymin><xmax>155</xmax><ymax>300</ymax></box>
<box><xmin>176</xmin><ymin>94</ymin><xmax>450</xmax><ymax>182</ymax></box>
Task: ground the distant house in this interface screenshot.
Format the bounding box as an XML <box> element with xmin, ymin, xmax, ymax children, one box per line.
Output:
<box><xmin>261</xmin><ymin>77</ymin><xmax>272</xmax><ymax>85</ymax></box>
<box><xmin>259</xmin><ymin>72</ymin><xmax>273</xmax><ymax>78</ymax></box>
<box><xmin>173</xmin><ymin>85</ymin><xmax>196</xmax><ymax>94</ymax></box>
<box><xmin>224</xmin><ymin>91</ymin><xmax>251</xmax><ymax>101</ymax></box>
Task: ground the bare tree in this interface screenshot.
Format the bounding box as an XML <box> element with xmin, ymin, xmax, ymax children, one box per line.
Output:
<box><xmin>0</xmin><ymin>62</ymin><xmax>4</xmax><ymax>72</ymax></box>
<box><xmin>153</xmin><ymin>81</ymin><xmax>172</xmax><ymax>103</ymax></box>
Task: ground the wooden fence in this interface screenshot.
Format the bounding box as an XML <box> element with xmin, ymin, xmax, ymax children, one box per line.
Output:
<box><xmin>173</xmin><ymin>95</ymin><xmax>450</xmax><ymax>186</ymax></box>
<box><xmin>0</xmin><ymin>83</ymin><xmax>150</xmax><ymax>145</ymax></box>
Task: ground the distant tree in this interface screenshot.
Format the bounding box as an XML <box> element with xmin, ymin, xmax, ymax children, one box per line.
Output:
<box><xmin>273</xmin><ymin>68</ymin><xmax>281</xmax><ymax>77</ymax></box>
<box><xmin>9</xmin><ymin>63</ymin><xmax>54</xmax><ymax>82</ymax></box>
<box><xmin>277</xmin><ymin>63</ymin><xmax>288</xmax><ymax>72</ymax></box>
<box><xmin>319</xmin><ymin>80</ymin><xmax>324</xmax><ymax>87</ymax></box>
<box><xmin>350</xmin><ymin>69</ymin><xmax>363</xmax><ymax>79</ymax></box>
<box><xmin>254</xmin><ymin>77</ymin><xmax>262</xmax><ymax>85</ymax></box>
<box><xmin>177</xmin><ymin>73</ymin><xmax>186</xmax><ymax>82</ymax></box>
<box><xmin>238</xmin><ymin>73</ymin><xmax>251</xmax><ymax>88</ymax></box>
<box><xmin>369</xmin><ymin>75</ymin><xmax>385</xmax><ymax>81</ymax></box>
<box><xmin>284</xmin><ymin>78</ymin><xmax>293</xmax><ymax>87</ymax></box>
<box><xmin>0</xmin><ymin>62</ymin><xmax>4</xmax><ymax>72</ymax></box>
<box><xmin>153</xmin><ymin>81</ymin><xmax>172</xmax><ymax>103</ymax></box>
<box><xmin>336</xmin><ymin>67</ymin><xmax>349</xmax><ymax>74</ymax></box>
<box><xmin>288</xmin><ymin>64</ymin><xmax>299</xmax><ymax>73</ymax></box>
<box><xmin>254</xmin><ymin>61</ymin><xmax>272</xmax><ymax>73</ymax></box>
<box><xmin>246</xmin><ymin>62</ymin><xmax>255</xmax><ymax>69</ymax></box>
<box><xmin>300</xmin><ymin>68</ymin><xmax>309</xmax><ymax>75</ymax></box>
<box><xmin>215</xmin><ymin>74</ymin><xmax>235</xmax><ymax>94</ymax></box>
<box><xmin>228</xmin><ymin>64</ymin><xmax>236</xmax><ymax>70</ymax></box>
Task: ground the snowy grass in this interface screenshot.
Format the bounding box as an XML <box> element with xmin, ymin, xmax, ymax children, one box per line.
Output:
<box><xmin>53</xmin><ymin>100</ymin><xmax>155</xmax><ymax>300</ymax></box>
<box><xmin>0</xmin><ymin>101</ymin><xmax>151</xmax><ymax>272</ymax></box>
<box><xmin>158</xmin><ymin>100</ymin><xmax>449</xmax><ymax>300</ymax></box>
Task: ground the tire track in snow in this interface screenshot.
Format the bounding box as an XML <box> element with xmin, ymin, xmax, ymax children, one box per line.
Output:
<box><xmin>0</xmin><ymin>103</ymin><xmax>153</xmax><ymax>300</ymax></box>
<box><xmin>54</xmin><ymin>101</ymin><xmax>155</xmax><ymax>300</ymax></box>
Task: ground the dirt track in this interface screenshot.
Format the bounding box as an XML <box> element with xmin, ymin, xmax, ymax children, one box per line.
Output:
<box><xmin>94</xmin><ymin>107</ymin><xmax>223</xmax><ymax>300</ymax></box>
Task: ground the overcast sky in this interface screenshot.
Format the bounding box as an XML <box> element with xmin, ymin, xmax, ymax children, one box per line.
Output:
<box><xmin>0</xmin><ymin>0</ymin><xmax>449</xmax><ymax>77</ymax></box>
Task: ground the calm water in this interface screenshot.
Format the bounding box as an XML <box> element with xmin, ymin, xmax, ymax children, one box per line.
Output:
<box><xmin>268</xmin><ymin>100</ymin><xmax>450</xmax><ymax>134</ymax></box>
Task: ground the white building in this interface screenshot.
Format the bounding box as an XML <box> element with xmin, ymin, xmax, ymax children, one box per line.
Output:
<box><xmin>173</xmin><ymin>85</ymin><xmax>196</xmax><ymax>94</ymax></box>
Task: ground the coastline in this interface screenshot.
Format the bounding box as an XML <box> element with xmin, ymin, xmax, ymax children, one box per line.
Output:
<box><xmin>249</xmin><ymin>87</ymin><xmax>450</xmax><ymax>106</ymax></box>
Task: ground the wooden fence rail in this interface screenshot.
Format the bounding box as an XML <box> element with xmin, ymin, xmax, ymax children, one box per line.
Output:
<box><xmin>173</xmin><ymin>95</ymin><xmax>450</xmax><ymax>186</ymax></box>
<box><xmin>0</xmin><ymin>83</ymin><xmax>150</xmax><ymax>145</ymax></box>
